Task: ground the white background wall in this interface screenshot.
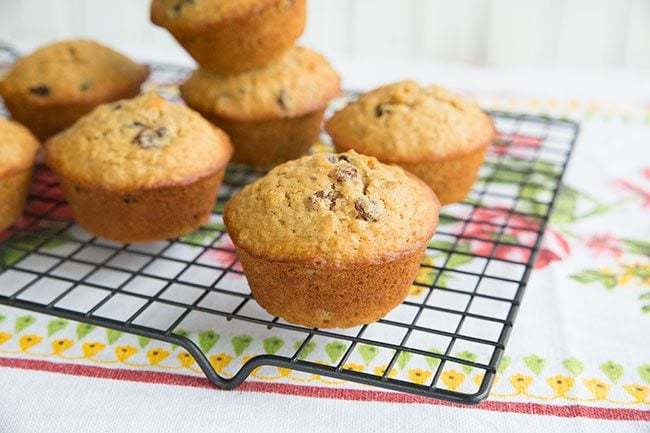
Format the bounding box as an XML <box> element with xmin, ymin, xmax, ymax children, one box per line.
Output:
<box><xmin>0</xmin><ymin>0</ymin><xmax>649</xmax><ymax>71</ymax></box>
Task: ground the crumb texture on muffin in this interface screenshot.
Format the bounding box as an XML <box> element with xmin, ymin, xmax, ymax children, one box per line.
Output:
<box><xmin>0</xmin><ymin>117</ymin><xmax>40</xmax><ymax>178</ymax></box>
<box><xmin>181</xmin><ymin>46</ymin><xmax>341</xmax><ymax>121</ymax></box>
<box><xmin>44</xmin><ymin>92</ymin><xmax>232</xmax><ymax>190</ymax></box>
<box><xmin>151</xmin><ymin>0</ymin><xmax>285</xmax><ymax>30</ymax></box>
<box><xmin>0</xmin><ymin>39</ymin><xmax>149</xmax><ymax>107</ymax></box>
<box><xmin>326</xmin><ymin>80</ymin><xmax>494</xmax><ymax>163</ymax></box>
<box><xmin>225</xmin><ymin>151</ymin><xmax>439</xmax><ymax>267</ymax></box>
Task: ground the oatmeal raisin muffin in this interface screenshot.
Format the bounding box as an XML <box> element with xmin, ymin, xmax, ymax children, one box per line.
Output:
<box><xmin>0</xmin><ymin>39</ymin><xmax>149</xmax><ymax>140</ymax></box>
<box><xmin>181</xmin><ymin>46</ymin><xmax>340</xmax><ymax>168</ymax></box>
<box><xmin>224</xmin><ymin>150</ymin><xmax>439</xmax><ymax>328</ymax></box>
<box><xmin>151</xmin><ymin>0</ymin><xmax>306</xmax><ymax>75</ymax></box>
<box><xmin>0</xmin><ymin>118</ymin><xmax>40</xmax><ymax>232</ymax></box>
<box><xmin>44</xmin><ymin>93</ymin><xmax>232</xmax><ymax>242</ymax></box>
<box><xmin>326</xmin><ymin>81</ymin><xmax>495</xmax><ymax>205</ymax></box>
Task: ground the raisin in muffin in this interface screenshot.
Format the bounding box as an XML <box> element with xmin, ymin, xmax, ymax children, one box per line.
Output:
<box><xmin>0</xmin><ymin>118</ymin><xmax>40</xmax><ymax>232</ymax></box>
<box><xmin>326</xmin><ymin>81</ymin><xmax>495</xmax><ymax>205</ymax></box>
<box><xmin>181</xmin><ymin>46</ymin><xmax>340</xmax><ymax>168</ymax></box>
<box><xmin>151</xmin><ymin>0</ymin><xmax>305</xmax><ymax>75</ymax></box>
<box><xmin>0</xmin><ymin>39</ymin><xmax>149</xmax><ymax>141</ymax></box>
<box><xmin>44</xmin><ymin>93</ymin><xmax>232</xmax><ymax>243</ymax></box>
<box><xmin>224</xmin><ymin>150</ymin><xmax>439</xmax><ymax>328</ymax></box>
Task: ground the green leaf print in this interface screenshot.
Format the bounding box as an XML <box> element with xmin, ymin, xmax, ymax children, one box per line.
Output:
<box><xmin>563</xmin><ymin>358</ymin><xmax>584</xmax><ymax>377</ymax></box>
<box><xmin>180</xmin><ymin>222</ymin><xmax>226</xmax><ymax>246</ymax></box>
<box><xmin>76</xmin><ymin>323</ymin><xmax>95</xmax><ymax>339</ymax></box>
<box><xmin>46</xmin><ymin>319</ymin><xmax>68</xmax><ymax>337</ymax></box>
<box><xmin>293</xmin><ymin>340</ymin><xmax>316</xmax><ymax>360</ymax></box>
<box><xmin>570</xmin><ymin>270</ymin><xmax>617</xmax><ymax>289</ymax></box>
<box><xmin>622</xmin><ymin>239</ymin><xmax>650</xmax><ymax>256</ymax></box>
<box><xmin>106</xmin><ymin>329</ymin><xmax>122</xmax><ymax>345</ymax></box>
<box><xmin>497</xmin><ymin>356</ymin><xmax>511</xmax><ymax>373</ymax></box>
<box><xmin>0</xmin><ymin>314</ymin><xmax>5</xmax><ymax>325</ymax></box>
<box><xmin>642</xmin><ymin>304</ymin><xmax>650</xmax><ymax>314</ymax></box>
<box><xmin>425</xmin><ymin>348</ymin><xmax>443</xmax><ymax>369</ymax></box>
<box><xmin>198</xmin><ymin>330</ymin><xmax>220</xmax><ymax>353</ymax></box>
<box><xmin>397</xmin><ymin>351</ymin><xmax>413</xmax><ymax>370</ymax></box>
<box><xmin>550</xmin><ymin>186</ymin><xmax>580</xmax><ymax>224</ymax></box>
<box><xmin>523</xmin><ymin>354</ymin><xmax>546</xmax><ymax>376</ymax></box>
<box><xmin>456</xmin><ymin>351</ymin><xmax>478</xmax><ymax>374</ymax></box>
<box><xmin>15</xmin><ymin>315</ymin><xmax>36</xmax><ymax>333</ymax></box>
<box><xmin>137</xmin><ymin>336</ymin><xmax>150</xmax><ymax>348</ymax></box>
<box><xmin>357</xmin><ymin>344</ymin><xmax>379</xmax><ymax>364</ymax></box>
<box><xmin>231</xmin><ymin>334</ymin><xmax>252</xmax><ymax>357</ymax></box>
<box><xmin>0</xmin><ymin>228</ymin><xmax>70</xmax><ymax>268</ymax></box>
<box><xmin>263</xmin><ymin>336</ymin><xmax>284</xmax><ymax>355</ymax></box>
<box><xmin>172</xmin><ymin>329</ymin><xmax>190</xmax><ymax>350</ymax></box>
<box><xmin>325</xmin><ymin>341</ymin><xmax>347</xmax><ymax>364</ymax></box>
<box><xmin>600</xmin><ymin>361</ymin><xmax>624</xmax><ymax>383</ymax></box>
<box><xmin>637</xmin><ymin>364</ymin><xmax>650</xmax><ymax>384</ymax></box>
<box><xmin>446</xmin><ymin>252</ymin><xmax>474</xmax><ymax>269</ymax></box>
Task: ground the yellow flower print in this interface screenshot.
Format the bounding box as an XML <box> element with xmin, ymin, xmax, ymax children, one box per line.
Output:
<box><xmin>623</xmin><ymin>384</ymin><xmax>649</xmax><ymax>403</ymax></box>
<box><xmin>510</xmin><ymin>374</ymin><xmax>533</xmax><ymax>394</ymax></box>
<box><xmin>82</xmin><ymin>341</ymin><xmax>106</xmax><ymax>358</ymax></box>
<box><xmin>147</xmin><ymin>348</ymin><xmax>170</xmax><ymax>365</ymax></box>
<box><xmin>408</xmin><ymin>368</ymin><xmax>433</xmax><ymax>385</ymax></box>
<box><xmin>115</xmin><ymin>345</ymin><xmax>138</xmax><ymax>362</ymax></box>
<box><xmin>473</xmin><ymin>372</ymin><xmax>488</xmax><ymax>387</ymax></box>
<box><xmin>19</xmin><ymin>334</ymin><xmax>42</xmax><ymax>352</ymax></box>
<box><xmin>277</xmin><ymin>367</ymin><xmax>291</xmax><ymax>377</ymax></box>
<box><xmin>547</xmin><ymin>374</ymin><xmax>574</xmax><ymax>396</ymax></box>
<box><xmin>177</xmin><ymin>351</ymin><xmax>195</xmax><ymax>369</ymax></box>
<box><xmin>209</xmin><ymin>353</ymin><xmax>232</xmax><ymax>373</ymax></box>
<box><xmin>440</xmin><ymin>369</ymin><xmax>465</xmax><ymax>390</ymax></box>
<box><xmin>583</xmin><ymin>378</ymin><xmax>610</xmax><ymax>400</ymax></box>
<box><xmin>409</xmin><ymin>285</ymin><xmax>425</xmax><ymax>297</ymax></box>
<box><xmin>344</xmin><ymin>363</ymin><xmax>365</xmax><ymax>373</ymax></box>
<box><xmin>373</xmin><ymin>365</ymin><xmax>397</xmax><ymax>378</ymax></box>
<box><xmin>0</xmin><ymin>331</ymin><xmax>12</xmax><ymax>345</ymax></box>
<box><xmin>415</xmin><ymin>256</ymin><xmax>437</xmax><ymax>285</ymax></box>
<box><xmin>52</xmin><ymin>339</ymin><xmax>74</xmax><ymax>355</ymax></box>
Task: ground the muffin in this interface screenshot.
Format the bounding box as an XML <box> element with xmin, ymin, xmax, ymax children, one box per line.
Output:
<box><xmin>224</xmin><ymin>150</ymin><xmax>439</xmax><ymax>328</ymax></box>
<box><xmin>44</xmin><ymin>93</ymin><xmax>232</xmax><ymax>243</ymax></box>
<box><xmin>0</xmin><ymin>118</ymin><xmax>40</xmax><ymax>232</ymax></box>
<box><xmin>181</xmin><ymin>46</ymin><xmax>340</xmax><ymax>168</ymax></box>
<box><xmin>326</xmin><ymin>81</ymin><xmax>495</xmax><ymax>205</ymax></box>
<box><xmin>151</xmin><ymin>0</ymin><xmax>306</xmax><ymax>75</ymax></box>
<box><xmin>0</xmin><ymin>39</ymin><xmax>149</xmax><ymax>141</ymax></box>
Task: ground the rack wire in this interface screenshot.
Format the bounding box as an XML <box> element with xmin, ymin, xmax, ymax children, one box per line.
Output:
<box><xmin>0</xmin><ymin>47</ymin><xmax>578</xmax><ymax>404</ymax></box>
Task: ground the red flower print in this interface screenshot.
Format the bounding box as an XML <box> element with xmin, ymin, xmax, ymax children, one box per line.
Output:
<box><xmin>584</xmin><ymin>234</ymin><xmax>622</xmax><ymax>257</ymax></box>
<box><xmin>642</xmin><ymin>167</ymin><xmax>650</xmax><ymax>180</ymax></box>
<box><xmin>204</xmin><ymin>237</ymin><xmax>237</xmax><ymax>267</ymax></box>
<box><xmin>493</xmin><ymin>133</ymin><xmax>541</xmax><ymax>156</ymax></box>
<box><xmin>534</xmin><ymin>228</ymin><xmax>570</xmax><ymax>269</ymax></box>
<box><xmin>460</xmin><ymin>207</ymin><xmax>569</xmax><ymax>268</ymax></box>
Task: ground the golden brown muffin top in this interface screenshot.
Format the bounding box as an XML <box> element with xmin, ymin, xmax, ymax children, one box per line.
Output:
<box><xmin>326</xmin><ymin>81</ymin><xmax>495</xmax><ymax>163</ymax></box>
<box><xmin>44</xmin><ymin>93</ymin><xmax>232</xmax><ymax>191</ymax></box>
<box><xmin>0</xmin><ymin>39</ymin><xmax>149</xmax><ymax>108</ymax></box>
<box><xmin>0</xmin><ymin>117</ymin><xmax>40</xmax><ymax>178</ymax></box>
<box><xmin>180</xmin><ymin>46</ymin><xmax>341</xmax><ymax>122</ymax></box>
<box><xmin>151</xmin><ymin>0</ymin><xmax>285</xmax><ymax>32</ymax></box>
<box><xmin>224</xmin><ymin>151</ymin><xmax>439</xmax><ymax>267</ymax></box>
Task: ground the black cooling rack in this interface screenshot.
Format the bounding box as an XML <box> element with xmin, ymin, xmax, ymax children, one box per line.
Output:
<box><xmin>0</xmin><ymin>48</ymin><xmax>578</xmax><ymax>404</ymax></box>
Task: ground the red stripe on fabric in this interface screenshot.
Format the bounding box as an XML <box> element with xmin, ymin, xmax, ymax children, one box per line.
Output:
<box><xmin>0</xmin><ymin>356</ymin><xmax>648</xmax><ymax>422</ymax></box>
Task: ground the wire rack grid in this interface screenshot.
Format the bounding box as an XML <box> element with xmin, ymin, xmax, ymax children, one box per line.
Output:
<box><xmin>0</xmin><ymin>50</ymin><xmax>579</xmax><ymax>404</ymax></box>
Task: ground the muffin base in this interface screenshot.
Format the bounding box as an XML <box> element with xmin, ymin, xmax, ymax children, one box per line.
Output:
<box><xmin>236</xmin><ymin>247</ymin><xmax>426</xmax><ymax>328</ymax></box>
<box><xmin>57</xmin><ymin>170</ymin><xmax>225</xmax><ymax>243</ymax></box>
<box><xmin>174</xmin><ymin>0</ymin><xmax>306</xmax><ymax>75</ymax></box>
<box><xmin>0</xmin><ymin>169</ymin><xmax>33</xmax><ymax>232</ymax></box>
<box><xmin>202</xmin><ymin>109</ymin><xmax>324</xmax><ymax>169</ymax></box>
<box><xmin>399</xmin><ymin>144</ymin><xmax>488</xmax><ymax>205</ymax></box>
